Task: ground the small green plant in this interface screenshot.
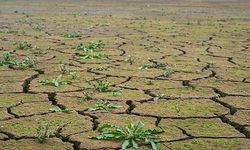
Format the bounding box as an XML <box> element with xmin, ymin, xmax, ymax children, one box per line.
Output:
<box><xmin>15</xmin><ymin>57</ymin><xmax>37</xmax><ymax>69</ymax></box>
<box><xmin>87</xmin><ymin>100</ymin><xmax>122</xmax><ymax>111</ymax></box>
<box><xmin>30</xmin><ymin>46</ymin><xmax>47</xmax><ymax>56</ymax></box>
<box><xmin>39</xmin><ymin>75</ymin><xmax>72</xmax><ymax>87</ymax></box>
<box><xmin>74</xmin><ymin>53</ymin><xmax>107</xmax><ymax>60</ymax></box>
<box><xmin>74</xmin><ymin>40</ymin><xmax>104</xmax><ymax>52</ymax></box>
<box><xmin>92</xmin><ymin>66</ymin><xmax>111</xmax><ymax>71</ymax></box>
<box><xmin>72</xmin><ymin>11</ymin><xmax>81</xmax><ymax>17</ymax></box>
<box><xmin>91</xmin><ymin>80</ymin><xmax>110</xmax><ymax>92</ymax></box>
<box><xmin>139</xmin><ymin>63</ymin><xmax>155</xmax><ymax>70</ymax></box>
<box><xmin>0</xmin><ymin>29</ymin><xmax>17</xmax><ymax>34</ymax></box>
<box><xmin>0</xmin><ymin>52</ymin><xmax>17</xmax><ymax>66</ymax></box>
<box><xmin>91</xmin><ymin>121</ymin><xmax>164</xmax><ymax>150</ymax></box>
<box><xmin>162</xmin><ymin>67</ymin><xmax>171</xmax><ymax>77</ymax></box>
<box><xmin>0</xmin><ymin>52</ymin><xmax>37</xmax><ymax>69</ymax></box>
<box><xmin>125</xmin><ymin>55</ymin><xmax>135</xmax><ymax>65</ymax></box>
<box><xmin>153</xmin><ymin>94</ymin><xmax>165</xmax><ymax>101</ymax></box>
<box><xmin>36</xmin><ymin>121</ymin><xmax>50</xmax><ymax>143</ymax></box>
<box><xmin>59</xmin><ymin>64</ymin><xmax>70</xmax><ymax>74</ymax></box>
<box><xmin>64</xmin><ymin>33</ymin><xmax>81</xmax><ymax>38</ymax></box>
<box><xmin>15</xmin><ymin>41</ymin><xmax>32</xmax><ymax>50</ymax></box>
<box><xmin>49</xmin><ymin>107</ymin><xmax>75</xmax><ymax>113</ymax></box>
<box><xmin>109</xmin><ymin>89</ymin><xmax>122</xmax><ymax>97</ymax></box>
<box><xmin>78</xmin><ymin>92</ymin><xmax>93</xmax><ymax>102</ymax></box>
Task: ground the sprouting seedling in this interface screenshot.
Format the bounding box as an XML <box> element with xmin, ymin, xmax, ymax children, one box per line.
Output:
<box><xmin>125</xmin><ymin>55</ymin><xmax>135</xmax><ymax>65</ymax></box>
<box><xmin>109</xmin><ymin>89</ymin><xmax>122</xmax><ymax>97</ymax></box>
<box><xmin>15</xmin><ymin>57</ymin><xmax>37</xmax><ymax>69</ymax></box>
<box><xmin>139</xmin><ymin>63</ymin><xmax>156</xmax><ymax>70</ymax></box>
<box><xmin>87</xmin><ymin>100</ymin><xmax>122</xmax><ymax>111</ymax></box>
<box><xmin>78</xmin><ymin>92</ymin><xmax>93</xmax><ymax>102</ymax></box>
<box><xmin>163</xmin><ymin>67</ymin><xmax>171</xmax><ymax>77</ymax></box>
<box><xmin>74</xmin><ymin>53</ymin><xmax>107</xmax><ymax>60</ymax></box>
<box><xmin>39</xmin><ymin>75</ymin><xmax>72</xmax><ymax>87</ymax></box>
<box><xmin>91</xmin><ymin>80</ymin><xmax>110</xmax><ymax>92</ymax></box>
<box><xmin>30</xmin><ymin>46</ymin><xmax>47</xmax><ymax>56</ymax></box>
<box><xmin>63</xmin><ymin>33</ymin><xmax>81</xmax><ymax>38</ymax></box>
<box><xmin>90</xmin><ymin>121</ymin><xmax>164</xmax><ymax>150</ymax></box>
<box><xmin>49</xmin><ymin>107</ymin><xmax>75</xmax><ymax>113</ymax></box>
<box><xmin>153</xmin><ymin>94</ymin><xmax>165</xmax><ymax>101</ymax></box>
<box><xmin>0</xmin><ymin>29</ymin><xmax>17</xmax><ymax>34</ymax></box>
<box><xmin>36</xmin><ymin>121</ymin><xmax>50</xmax><ymax>143</ymax></box>
<box><xmin>59</xmin><ymin>64</ymin><xmax>70</xmax><ymax>74</ymax></box>
<box><xmin>0</xmin><ymin>52</ymin><xmax>37</xmax><ymax>69</ymax></box>
<box><xmin>92</xmin><ymin>66</ymin><xmax>111</xmax><ymax>71</ymax></box>
<box><xmin>0</xmin><ymin>52</ymin><xmax>17</xmax><ymax>66</ymax></box>
<box><xmin>74</xmin><ymin>40</ymin><xmax>104</xmax><ymax>52</ymax></box>
<box><xmin>15</xmin><ymin>41</ymin><xmax>32</xmax><ymax>50</ymax></box>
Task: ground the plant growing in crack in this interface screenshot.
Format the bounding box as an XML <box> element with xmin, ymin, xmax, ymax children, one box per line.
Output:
<box><xmin>15</xmin><ymin>41</ymin><xmax>32</xmax><ymax>50</ymax></box>
<box><xmin>74</xmin><ymin>52</ymin><xmax>107</xmax><ymax>60</ymax></box>
<box><xmin>108</xmin><ymin>89</ymin><xmax>122</xmax><ymax>97</ymax></box>
<box><xmin>125</xmin><ymin>55</ymin><xmax>135</xmax><ymax>65</ymax></box>
<box><xmin>59</xmin><ymin>64</ymin><xmax>77</xmax><ymax>79</ymax></box>
<box><xmin>153</xmin><ymin>94</ymin><xmax>165</xmax><ymax>101</ymax></box>
<box><xmin>63</xmin><ymin>32</ymin><xmax>81</xmax><ymax>38</ymax></box>
<box><xmin>92</xmin><ymin>66</ymin><xmax>111</xmax><ymax>71</ymax></box>
<box><xmin>0</xmin><ymin>52</ymin><xmax>17</xmax><ymax>66</ymax></box>
<box><xmin>78</xmin><ymin>92</ymin><xmax>93</xmax><ymax>102</ymax></box>
<box><xmin>39</xmin><ymin>75</ymin><xmax>72</xmax><ymax>87</ymax></box>
<box><xmin>162</xmin><ymin>67</ymin><xmax>171</xmax><ymax>77</ymax></box>
<box><xmin>0</xmin><ymin>52</ymin><xmax>37</xmax><ymax>69</ymax></box>
<box><xmin>139</xmin><ymin>63</ymin><xmax>155</xmax><ymax>70</ymax></box>
<box><xmin>49</xmin><ymin>107</ymin><xmax>75</xmax><ymax>113</ymax></box>
<box><xmin>36</xmin><ymin>121</ymin><xmax>50</xmax><ymax>143</ymax></box>
<box><xmin>90</xmin><ymin>121</ymin><xmax>164</xmax><ymax>150</ymax></box>
<box><xmin>74</xmin><ymin>40</ymin><xmax>104</xmax><ymax>52</ymax></box>
<box><xmin>87</xmin><ymin>100</ymin><xmax>122</xmax><ymax>111</ymax></box>
<box><xmin>91</xmin><ymin>80</ymin><xmax>110</xmax><ymax>92</ymax></box>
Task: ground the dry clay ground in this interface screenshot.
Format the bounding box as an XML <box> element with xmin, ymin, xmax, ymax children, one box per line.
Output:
<box><xmin>0</xmin><ymin>0</ymin><xmax>250</xmax><ymax>149</ymax></box>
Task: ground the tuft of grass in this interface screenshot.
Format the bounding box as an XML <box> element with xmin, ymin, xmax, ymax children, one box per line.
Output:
<box><xmin>74</xmin><ymin>53</ymin><xmax>107</xmax><ymax>60</ymax></box>
<box><xmin>74</xmin><ymin>40</ymin><xmax>104</xmax><ymax>52</ymax></box>
<box><xmin>125</xmin><ymin>55</ymin><xmax>135</xmax><ymax>65</ymax></box>
<box><xmin>92</xmin><ymin>66</ymin><xmax>111</xmax><ymax>71</ymax></box>
<box><xmin>49</xmin><ymin>107</ymin><xmax>75</xmax><ymax>113</ymax></box>
<box><xmin>30</xmin><ymin>46</ymin><xmax>47</xmax><ymax>56</ymax></box>
<box><xmin>91</xmin><ymin>80</ymin><xmax>110</xmax><ymax>92</ymax></box>
<box><xmin>0</xmin><ymin>52</ymin><xmax>37</xmax><ymax>69</ymax></box>
<box><xmin>15</xmin><ymin>41</ymin><xmax>32</xmax><ymax>50</ymax></box>
<box><xmin>91</xmin><ymin>121</ymin><xmax>164</xmax><ymax>150</ymax></box>
<box><xmin>139</xmin><ymin>63</ymin><xmax>155</xmax><ymax>70</ymax></box>
<box><xmin>64</xmin><ymin>33</ymin><xmax>81</xmax><ymax>38</ymax></box>
<box><xmin>0</xmin><ymin>29</ymin><xmax>18</xmax><ymax>34</ymax></box>
<box><xmin>162</xmin><ymin>67</ymin><xmax>171</xmax><ymax>77</ymax></box>
<box><xmin>78</xmin><ymin>92</ymin><xmax>93</xmax><ymax>102</ymax></box>
<box><xmin>0</xmin><ymin>52</ymin><xmax>17</xmax><ymax>66</ymax></box>
<box><xmin>87</xmin><ymin>100</ymin><xmax>122</xmax><ymax>111</ymax></box>
<box><xmin>109</xmin><ymin>89</ymin><xmax>122</xmax><ymax>97</ymax></box>
<box><xmin>36</xmin><ymin>121</ymin><xmax>50</xmax><ymax>143</ymax></box>
<box><xmin>39</xmin><ymin>75</ymin><xmax>72</xmax><ymax>87</ymax></box>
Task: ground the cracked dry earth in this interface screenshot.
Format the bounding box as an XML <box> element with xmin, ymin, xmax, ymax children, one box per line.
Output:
<box><xmin>0</xmin><ymin>0</ymin><xmax>250</xmax><ymax>150</ymax></box>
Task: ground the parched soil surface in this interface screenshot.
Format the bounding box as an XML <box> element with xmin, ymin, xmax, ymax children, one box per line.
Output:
<box><xmin>0</xmin><ymin>0</ymin><xmax>250</xmax><ymax>149</ymax></box>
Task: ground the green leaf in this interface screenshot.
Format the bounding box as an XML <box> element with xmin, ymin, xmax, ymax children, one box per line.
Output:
<box><xmin>149</xmin><ymin>140</ymin><xmax>157</xmax><ymax>150</ymax></box>
<box><xmin>122</xmin><ymin>139</ymin><xmax>130</xmax><ymax>149</ymax></box>
<box><xmin>132</xmin><ymin>139</ymin><xmax>139</xmax><ymax>149</ymax></box>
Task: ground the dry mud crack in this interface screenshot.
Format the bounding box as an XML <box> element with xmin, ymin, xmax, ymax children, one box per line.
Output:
<box><xmin>0</xmin><ymin>0</ymin><xmax>250</xmax><ymax>150</ymax></box>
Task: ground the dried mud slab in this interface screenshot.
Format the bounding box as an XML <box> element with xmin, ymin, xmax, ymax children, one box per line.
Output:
<box><xmin>0</xmin><ymin>112</ymin><xmax>92</xmax><ymax>138</ymax></box>
<box><xmin>133</xmin><ymin>99</ymin><xmax>229</xmax><ymax>118</ymax></box>
<box><xmin>0</xmin><ymin>138</ymin><xmax>73</xmax><ymax>150</ymax></box>
<box><xmin>163</xmin><ymin>138</ymin><xmax>250</xmax><ymax>150</ymax></box>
